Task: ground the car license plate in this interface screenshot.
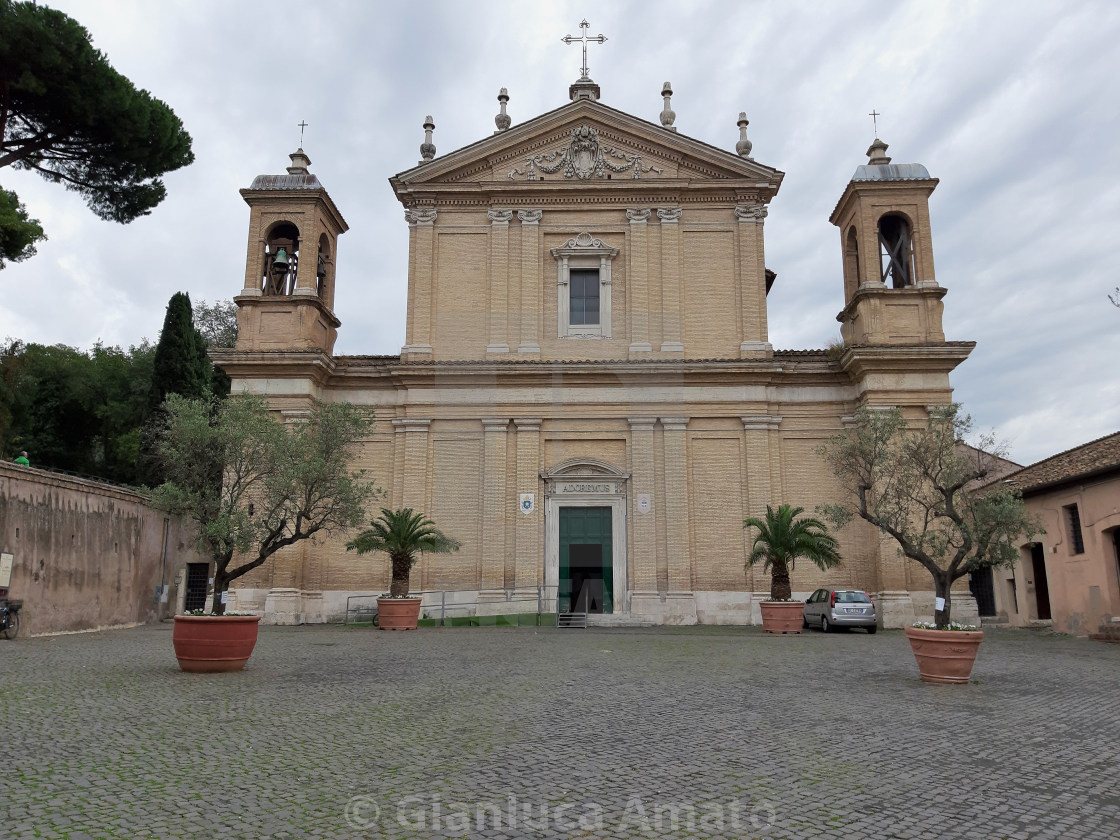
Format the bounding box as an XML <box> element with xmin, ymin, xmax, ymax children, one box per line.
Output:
<box><xmin>845</xmin><ymin>608</ymin><xmax>863</xmax><ymax>614</ymax></box>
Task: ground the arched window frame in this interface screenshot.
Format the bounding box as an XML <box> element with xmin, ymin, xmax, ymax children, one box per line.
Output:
<box><xmin>262</xmin><ymin>221</ymin><xmax>301</xmax><ymax>296</ymax></box>
<box><xmin>877</xmin><ymin>212</ymin><xmax>915</xmax><ymax>288</ymax></box>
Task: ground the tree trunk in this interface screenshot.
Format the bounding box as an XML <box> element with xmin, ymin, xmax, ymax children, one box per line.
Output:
<box><xmin>934</xmin><ymin>573</ymin><xmax>952</xmax><ymax>630</ymax></box>
<box><xmin>770</xmin><ymin>561</ymin><xmax>792</xmax><ymax>601</ymax></box>
<box><xmin>389</xmin><ymin>553</ymin><xmax>412</xmax><ymax>597</ymax></box>
<box><xmin>210</xmin><ymin>566</ymin><xmax>228</xmax><ymax>615</ymax></box>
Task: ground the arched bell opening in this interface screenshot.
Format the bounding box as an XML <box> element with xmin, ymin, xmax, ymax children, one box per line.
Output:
<box><xmin>843</xmin><ymin>225</ymin><xmax>861</xmax><ymax>299</ymax></box>
<box><xmin>878</xmin><ymin>213</ymin><xmax>915</xmax><ymax>288</ymax></box>
<box><xmin>261</xmin><ymin>222</ymin><xmax>301</xmax><ymax>296</ymax></box>
<box><xmin>316</xmin><ymin>233</ymin><xmax>333</xmax><ymax>305</ymax></box>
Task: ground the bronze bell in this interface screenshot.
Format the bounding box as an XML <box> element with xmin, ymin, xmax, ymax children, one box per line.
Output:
<box><xmin>272</xmin><ymin>247</ymin><xmax>290</xmax><ymax>272</ymax></box>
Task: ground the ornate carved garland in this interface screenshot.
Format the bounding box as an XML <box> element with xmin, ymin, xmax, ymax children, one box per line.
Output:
<box><xmin>507</xmin><ymin>125</ymin><xmax>663</xmax><ymax>181</ymax></box>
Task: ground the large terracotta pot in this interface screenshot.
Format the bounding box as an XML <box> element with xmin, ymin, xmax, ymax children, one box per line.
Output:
<box><xmin>904</xmin><ymin>626</ymin><xmax>984</xmax><ymax>684</ymax></box>
<box><xmin>759</xmin><ymin>600</ymin><xmax>804</xmax><ymax>634</ymax></box>
<box><xmin>377</xmin><ymin>597</ymin><xmax>422</xmax><ymax>630</ymax></box>
<box><xmin>173</xmin><ymin>615</ymin><xmax>261</xmax><ymax>673</ymax></box>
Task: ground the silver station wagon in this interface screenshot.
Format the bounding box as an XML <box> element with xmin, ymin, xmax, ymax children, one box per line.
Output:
<box><xmin>803</xmin><ymin>589</ymin><xmax>878</xmax><ymax>633</ymax></box>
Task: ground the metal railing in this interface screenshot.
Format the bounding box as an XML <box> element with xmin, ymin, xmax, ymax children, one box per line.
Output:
<box><xmin>345</xmin><ymin>586</ymin><xmax>563</xmax><ymax>626</ymax></box>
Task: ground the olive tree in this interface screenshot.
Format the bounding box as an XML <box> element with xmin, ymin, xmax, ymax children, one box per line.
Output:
<box><xmin>819</xmin><ymin>404</ymin><xmax>1039</xmax><ymax>629</ymax></box>
<box><xmin>150</xmin><ymin>394</ymin><xmax>378</xmax><ymax>614</ymax></box>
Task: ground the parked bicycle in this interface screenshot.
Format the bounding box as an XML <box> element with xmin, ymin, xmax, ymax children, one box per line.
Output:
<box><xmin>0</xmin><ymin>597</ymin><xmax>21</xmax><ymax>640</ymax></box>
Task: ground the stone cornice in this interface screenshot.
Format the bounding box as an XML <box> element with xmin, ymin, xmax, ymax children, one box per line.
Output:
<box><xmin>838</xmin><ymin>342</ymin><xmax>975</xmax><ymax>379</ymax></box>
<box><xmin>239</xmin><ymin>187</ymin><xmax>350</xmax><ymax>233</ymax></box>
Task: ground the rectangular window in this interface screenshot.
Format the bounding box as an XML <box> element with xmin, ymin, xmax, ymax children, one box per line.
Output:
<box><xmin>569</xmin><ymin>269</ymin><xmax>600</xmax><ymax>325</ymax></box>
<box><xmin>1064</xmin><ymin>504</ymin><xmax>1085</xmax><ymax>555</ymax></box>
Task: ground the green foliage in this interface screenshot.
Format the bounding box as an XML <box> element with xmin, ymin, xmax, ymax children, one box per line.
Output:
<box><xmin>0</xmin><ymin>1</ymin><xmax>193</xmax><ymax>235</ymax></box>
<box><xmin>348</xmin><ymin>507</ymin><xmax>461</xmax><ymax>597</ymax></box>
<box><xmin>148</xmin><ymin>292</ymin><xmax>210</xmax><ymax>410</ymax></box>
<box><xmin>819</xmin><ymin>404</ymin><xmax>1041</xmax><ymax>628</ymax></box>
<box><xmin>150</xmin><ymin>395</ymin><xmax>378</xmax><ymax>613</ymax></box>
<box><xmin>0</xmin><ymin>184</ymin><xmax>44</xmax><ymax>268</ymax></box>
<box><xmin>744</xmin><ymin>504</ymin><xmax>842</xmax><ymax>601</ymax></box>
<box><xmin>192</xmin><ymin>299</ymin><xmax>239</xmax><ymax>349</ymax></box>
<box><xmin>0</xmin><ymin>337</ymin><xmax>153</xmax><ymax>482</ymax></box>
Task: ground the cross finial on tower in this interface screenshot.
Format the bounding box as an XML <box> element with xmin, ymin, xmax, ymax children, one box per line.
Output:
<box><xmin>562</xmin><ymin>19</ymin><xmax>607</xmax><ymax>81</ymax></box>
<box><xmin>298</xmin><ymin>120</ymin><xmax>309</xmax><ymax>147</ymax></box>
<box><xmin>869</xmin><ymin>110</ymin><xmax>880</xmax><ymax>138</ymax></box>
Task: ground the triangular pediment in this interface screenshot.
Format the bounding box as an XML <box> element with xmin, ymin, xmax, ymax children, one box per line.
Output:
<box><xmin>390</xmin><ymin>99</ymin><xmax>783</xmax><ymax>198</ymax></box>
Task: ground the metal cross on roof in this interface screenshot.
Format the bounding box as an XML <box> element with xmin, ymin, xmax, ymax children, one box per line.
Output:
<box><xmin>298</xmin><ymin>120</ymin><xmax>309</xmax><ymax>146</ymax></box>
<box><xmin>869</xmin><ymin>110</ymin><xmax>880</xmax><ymax>137</ymax></box>
<box><xmin>562</xmin><ymin>19</ymin><xmax>607</xmax><ymax>81</ymax></box>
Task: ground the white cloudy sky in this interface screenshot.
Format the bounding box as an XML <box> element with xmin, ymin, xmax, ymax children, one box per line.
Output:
<box><xmin>1</xmin><ymin>0</ymin><xmax>1117</xmax><ymax>465</ymax></box>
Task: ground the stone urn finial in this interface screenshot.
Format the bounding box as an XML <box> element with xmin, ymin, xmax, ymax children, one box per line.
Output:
<box><xmin>736</xmin><ymin>112</ymin><xmax>753</xmax><ymax>159</ymax></box>
<box><xmin>420</xmin><ymin>116</ymin><xmax>436</xmax><ymax>161</ymax></box>
<box><xmin>660</xmin><ymin>82</ymin><xmax>677</xmax><ymax>132</ymax></box>
<box><xmin>866</xmin><ymin>137</ymin><xmax>892</xmax><ymax>165</ymax></box>
<box><xmin>495</xmin><ymin>88</ymin><xmax>511</xmax><ymax>132</ymax></box>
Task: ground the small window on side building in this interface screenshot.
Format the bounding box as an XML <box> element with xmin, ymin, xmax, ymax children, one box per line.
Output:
<box><xmin>1064</xmin><ymin>503</ymin><xmax>1085</xmax><ymax>555</ymax></box>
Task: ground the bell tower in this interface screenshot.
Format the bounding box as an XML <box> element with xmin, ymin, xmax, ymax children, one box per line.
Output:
<box><xmin>234</xmin><ymin>148</ymin><xmax>348</xmax><ymax>353</ymax></box>
<box><xmin>830</xmin><ymin>138</ymin><xmax>945</xmax><ymax>346</ymax></box>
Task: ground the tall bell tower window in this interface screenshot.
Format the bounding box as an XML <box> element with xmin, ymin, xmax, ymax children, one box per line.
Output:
<box><xmin>262</xmin><ymin>222</ymin><xmax>300</xmax><ymax>296</ymax></box>
<box><xmin>878</xmin><ymin>213</ymin><xmax>914</xmax><ymax>288</ymax></box>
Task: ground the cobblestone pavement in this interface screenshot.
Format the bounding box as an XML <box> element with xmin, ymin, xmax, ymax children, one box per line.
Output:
<box><xmin>2</xmin><ymin>623</ymin><xmax>1119</xmax><ymax>840</ymax></box>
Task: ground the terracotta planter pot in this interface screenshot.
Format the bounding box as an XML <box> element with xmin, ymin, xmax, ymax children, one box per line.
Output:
<box><xmin>173</xmin><ymin>615</ymin><xmax>261</xmax><ymax>673</ymax></box>
<box><xmin>377</xmin><ymin>597</ymin><xmax>422</xmax><ymax>630</ymax></box>
<box><xmin>760</xmin><ymin>600</ymin><xmax>804</xmax><ymax>634</ymax></box>
<box><xmin>904</xmin><ymin>626</ymin><xmax>984</xmax><ymax>684</ymax></box>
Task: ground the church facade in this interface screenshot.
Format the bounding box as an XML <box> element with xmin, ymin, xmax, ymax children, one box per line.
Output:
<box><xmin>214</xmin><ymin>74</ymin><xmax>977</xmax><ymax>628</ymax></box>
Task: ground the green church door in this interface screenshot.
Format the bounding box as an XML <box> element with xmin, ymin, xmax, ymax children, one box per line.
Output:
<box><xmin>558</xmin><ymin>507</ymin><xmax>614</xmax><ymax>614</ymax></box>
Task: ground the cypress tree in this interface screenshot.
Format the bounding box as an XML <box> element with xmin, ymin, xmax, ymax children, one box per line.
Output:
<box><xmin>148</xmin><ymin>292</ymin><xmax>209</xmax><ymax>411</ymax></box>
<box><xmin>140</xmin><ymin>292</ymin><xmax>211</xmax><ymax>485</ymax></box>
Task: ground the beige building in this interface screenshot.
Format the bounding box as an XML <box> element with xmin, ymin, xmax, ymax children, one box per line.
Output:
<box><xmin>214</xmin><ymin>73</ymin><xmax>979</xmax><ymax>627</ymax></box>
<box><xmin>981</xmin><ymin>432</ymin><xmax>1120</xmax><ymax>637</ymax></box>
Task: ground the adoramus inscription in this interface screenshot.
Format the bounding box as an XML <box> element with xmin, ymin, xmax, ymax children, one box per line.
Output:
<box><xmin>561</xmin><ymin>482</ymin><xmax>613</xmax><ymax>493</ymax></box>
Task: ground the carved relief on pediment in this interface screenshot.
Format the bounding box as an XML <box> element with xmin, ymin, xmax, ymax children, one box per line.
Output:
<box><xmin>507</xmin><ymin>124</ymin><xmax>664</xmax><ymax>182</ymax></box>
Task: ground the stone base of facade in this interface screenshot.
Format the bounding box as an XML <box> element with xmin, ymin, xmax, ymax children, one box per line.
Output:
<box><xmin>230</xmin><ymin>586</ymin><xmax>974</xmax><ymax>627</ymax></box>
<box><xmin>874</xmin><ymin>590</ymin><xmax>916</xmax><ymax>629</ymax></box>
<box><xmin>630</xmin><ymin>592</ymin><xmax>698</xmax><ymax>625</ymax></box>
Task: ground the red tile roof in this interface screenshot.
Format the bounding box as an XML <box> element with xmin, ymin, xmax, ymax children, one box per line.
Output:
<box><xmin>1003</xmin><ymin>430</ymin><xmax>1120</xmax><ymax>494</ymax></box>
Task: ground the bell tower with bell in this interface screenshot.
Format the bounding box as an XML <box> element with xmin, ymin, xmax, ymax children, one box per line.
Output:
<box><xmin>829</xmin><ymin>134</ymin><xmax>973</xmax><ymax>408</ymax></box>
<box><xmin>234</xmin><ymin>147</ymin><xmax>348</xmax><ymax>353</ymax></box>
<box><xmin>830</xmin><ymin>136</ymin><xmax>946</xmax><ymax>347</ymax></box>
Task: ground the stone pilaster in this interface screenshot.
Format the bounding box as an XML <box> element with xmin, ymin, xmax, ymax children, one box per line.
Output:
<box><xmin>741</xmin><ymin>414</ymin><xmax>780</xmax><ymax>592</ymax></box>
<box><xmin>517</xmin><ymin>210</ymin><xmax>542</xmax><ymax>355</ymax></box>
<box><xmin>627</xmin><ymin>208</ymin><xmax>652</xmax><ymax>356</ymax></box>
<box><xmin>514</xmin><ymin>418</ymin><xmax>542</xmax><ymax>588</ymax></box>
<box><xmin>487</xmin><ymin>210</ymin><xmax>511</xmax><ymax>354</ymax></box>
<box><xmin>481</xmin><ymin>419</ymin><xmax>509</xmax><ymax>592</ymax></box>
<box><xmin>735</xmin><ymin>202</ymin><xmax>773</xmax><ymax>359</ymax></box>
<box><xmin>627</xmin><ymin>417</ymin><xmax>658</xmax><ymax>593</ymax></box>
<box><xmin>658</xmin><ymin>207</ymin><xmax>684</xmax><ymax>354</ymax></box>
<box><xmin>661</xmin><ymin>416</ymin><xmax>691</xmax><ymax>593</ymax></box>
<box><xmin>392</xmin><ymin>418</ymin><xmax>431</xmax><ymax>590</ymax></box>
<box><xmin>402</xmin><ymin>208</ymin><xmax>436</xmax><ymax>358</ymax></box>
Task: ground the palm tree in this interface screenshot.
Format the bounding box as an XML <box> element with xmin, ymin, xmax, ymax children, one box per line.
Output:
<box><xmin>346</xmin><ymin>507</ymin><xmax>461</xmax><ymax>597</ymax></box>
<box><xmin>744</xmin><ymin>504</ymin><xmax>842</xmax><ymax>601</ymax></box>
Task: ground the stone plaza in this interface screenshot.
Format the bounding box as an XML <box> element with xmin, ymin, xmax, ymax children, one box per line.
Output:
<box><xmin>2</xmin><ymin>624</ymin><xmax>1118</xmax><ymax>839</ymax></box>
